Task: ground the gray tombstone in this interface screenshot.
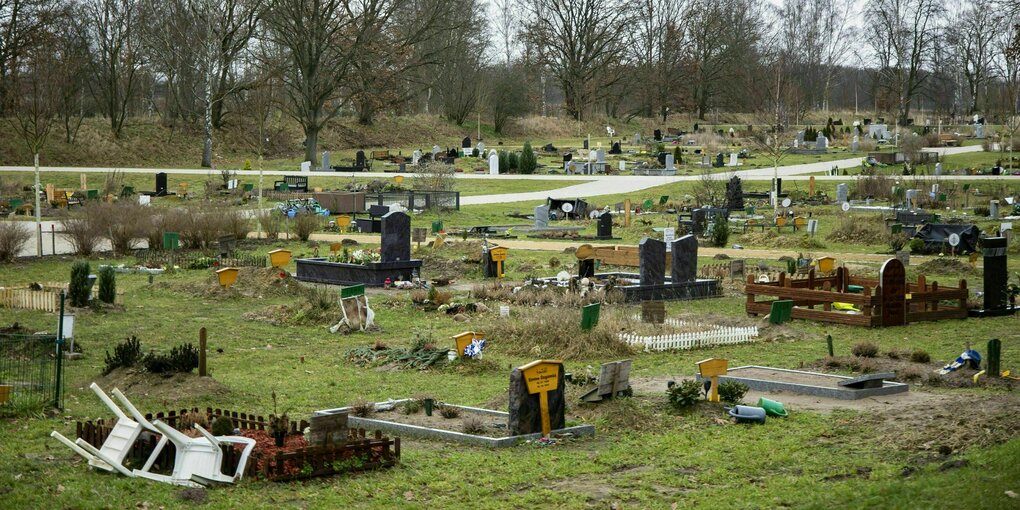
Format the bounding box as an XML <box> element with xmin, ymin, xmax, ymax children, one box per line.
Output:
<box><xmin>796</xmin><ymin>130</ymin><xmax>805</xmax><ymax>143</ymax></box>
<box><xmin>665</xmin><ymin>154</ymin><xmax>675</xmax><ymax>171</ymax></box>
<box><xmin>983</xmin><ymin>237</ymin><xmax>1008</xmax><ymax>310</ymax></box>
<box><xmin>412</xmin><ymin>149</ymin><xmax>422</xmax><ymax>165</ymax></box>
<box><xmin>701</xmin><ymin>154</ymin><xmax>711</xmax><ymax>167</ymax></box>
<box><xmin>534</xmin><ymin>204</ymin><xmax>550</xmax><ymax>229</ymax></box>
<box><xmin>508</xmin><ymin>363</ymin><xmax>565</xmax><ymax>435</ymax></box>
<box><xmin>816</xmin><ymin>135</ymin><xmax>828</xmax><ymax>150</ymax></box>
<box><xmin>975</xmin><ymin>123</ymin><xmax>985</xmax><ymax>139</ymax></box>
<box><xmin>431</xmin><ymin>145</ymin><xmax>441</xmax><ymax>157</ymax></box>
<box><xmin>670</xmin><ymin>234</ymin><xmax>698</xmax><ymax>283</ymax></box>
<box><xmin>597</xmin><ymin>212</ymin><xmax>613</xmax><ymax>238</ymax></box>
<box><xmin>836</xmin><ymin>183</ymin><xmax>849</xmax><ymax>203</ymax></box>
<box><xmin>380</xmin><ymin>211</ymin><xmax>411</xmax><ymax>262</ymax></box>
<box><xmin>990</xmin><ymin>200</ymin><xmax>999</xmax><ymax>218</ymax></box>
<box><xmin>596</xmin><ymin>148</ymin><xmax>606</xmax><ymax>163</ymax></box>
<box><xmin>633</xmin><ymin>133</ymin><xmax>641</xmax><ymax>145</ymax></box>
<box><xmin>322</xmin><ymin>150</ymin><xmax>330</xmax><ymax>170</ymax></box>
<box><xmin>895</xmin><ymin>250</ymin><xmax>910</xmax><ymax>267</ymax></box>
<box><xmin>639</xmin><ymin>237</ymin><xmax>667</xmax><ymax>286</ymax></box>
<box><xmin>935</xmin><ymin>162</ymin><xmax>943</xmax><ymax>176</ymax></box>
<box><xmin>477</xmin><ymin>141</ymin><xmax>486</xmax><ymax>155</ymax></box>
<box><xmin>851</xmin><ymin>135</ymin><xmax>860</xmax><ymax>152</ymax></box>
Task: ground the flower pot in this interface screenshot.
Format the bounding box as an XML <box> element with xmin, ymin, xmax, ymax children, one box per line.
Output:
<box><xmin>423</xmin><ymin>399</ymin><xmax>435</xmax><ymax>416</ymax></box>
<box><xmin>727</xmin><ymin>405</ymin><xmax>767</xmax><ymax>424</ymax></box>
<box><xmin>756</xmin><ymin>397</ymin><xmax>788</xmax><ymax>417</ymax></box>
<box><xmin>273</xmin><ymin>430</ymin><xmax>286</xmax><ymax>447</ymax></box>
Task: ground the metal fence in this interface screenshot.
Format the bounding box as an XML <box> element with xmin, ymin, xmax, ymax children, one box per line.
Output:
<box><xmin>0</xmin><ymin>334</ymin><xmax>63</xmax><ymax>408</ymax></box>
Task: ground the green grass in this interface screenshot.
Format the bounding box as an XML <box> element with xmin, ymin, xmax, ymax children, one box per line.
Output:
<box><xmin>1</xmin><ymin>238</ymin><xmax>1020</xmax><ymax>508</ymax></box>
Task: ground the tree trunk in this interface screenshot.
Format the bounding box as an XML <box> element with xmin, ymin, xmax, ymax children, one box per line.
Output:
<box><xmin>202</xmin><ymin>81</ymin><xmax>214</xmax><ymax>168</ymax></box>
<box><xmin>304</xmin><ymin>126</ymin><xmax>319</xmax><ymax>166</ymax></box>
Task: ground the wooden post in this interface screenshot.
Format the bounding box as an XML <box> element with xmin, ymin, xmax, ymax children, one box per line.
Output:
<box><xmin>199</xmin><ymin>327</ymin><xmax>207</xmax><ymax>377</ymax></box>
<box><xmin>624</xmin><ymin>199</ymin><xmax>631</xmax><ymax>227</ymax></box>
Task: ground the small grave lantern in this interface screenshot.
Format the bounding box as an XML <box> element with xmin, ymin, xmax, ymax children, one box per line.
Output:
<box><xmin>697</xmin><ymin>358</ymin><xmax>729</xmax><ymax>403</ymax></box>
<box><xmin>215</xmin><ymin>267</ymin><xmax>240</xmax><ymax>288</ymax></box>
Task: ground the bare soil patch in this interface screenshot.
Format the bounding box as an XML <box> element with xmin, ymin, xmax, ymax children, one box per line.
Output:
<box><xmin>94</xmin><ymin>368</ymin><xmax>230</xmax><ymax>403</ymax></box>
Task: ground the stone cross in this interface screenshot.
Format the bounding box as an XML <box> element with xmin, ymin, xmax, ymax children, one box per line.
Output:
<box><xmin>380</xmin><ymin>211</ymin><xmax>411</xmax><ymax>263</ymax></box>
<box><xmin>639</xmin><ymin>237</ymin><xmax>667</xmax><ymax>286</ymax></box>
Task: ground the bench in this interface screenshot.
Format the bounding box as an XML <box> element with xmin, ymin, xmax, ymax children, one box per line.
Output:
<box><xmin>272</xmin><ymin>175</ymin><xmax>309</xmax><ymax>192</ymax></box>
<box><xmin>370</xmin><ymin>150</ymin><xmax>390</xmax><ymax>160</ymax></box>
<box><xmin>938</xmin><ymin>134</ymin><xmax>959</xmax><ymax>146</ymax></box>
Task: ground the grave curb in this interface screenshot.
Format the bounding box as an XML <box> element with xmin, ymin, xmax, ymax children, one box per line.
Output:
<box><xmin>697</xmin><ymin>365</ymin><xmax>909</xmax><ymax>400</ymax></box>
<box><xmin>315</xmin><ymin>400</ymin><xmax>595</xmax><ymax>448</ymax></box>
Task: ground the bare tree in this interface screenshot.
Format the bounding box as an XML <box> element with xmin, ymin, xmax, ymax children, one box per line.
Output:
<box><xmin>83</xmin><ymin>0</ymin><xmax>145</xmax><ymax>138</ymax></box>
<box><xmin>946</xmin><ymin>0</ymin><xmax>998</xmax><ymax>114</ymax></box>
<box><xmin>867</xmin><ymin>0</ymin><xmax>942</xmax><ymax>126</ymax></box>
<box><xmin>488</xmin><ymin>64</ymin><xmax>530</xmax><ymax>133</ymax></box>
<box><xmin>491</xmin><ymin>0</ymin><xmax>516</xmax><ymax>65</ymax></box>
<box><xmin>520</xmin><ymin>0</ymin><xmax>634</xmax><ymax>120</ymax></box>
<box><xmin>630</xmin><ymin>0</ymin><xmax>691</xmax><ymax>120</ymax></box>
<box><xmin>0</xmin><ymin>0</ymin><xmax>51</xmax><ymax>114</ymax></box>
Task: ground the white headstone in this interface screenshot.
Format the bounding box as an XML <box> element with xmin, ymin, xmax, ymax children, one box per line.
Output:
<box><xmin>935</xmin><ymin>162</ymin><xmax>942</xmax><ymax>176</ymax></box>
<box><xmin>619</xmin><ymin>160</ymin><xmax>626</xmax><ymax>172</ymax></box>
<box><xmin>633</xmin><ymin>133</ymin><xmax>641</xmax><ymax>144</ymax></box>
<box><xmin>665</xmin><ymin>154</ymin><xmax>675</xmax><ymax>171</ymax></box>
<box><xmin>728</xmin><ymin>153</ymin><xmax>738</xmax><ymax>166</ymax></box>
<box><xmin>412</xmin><ymin>149</ymin><xmax>422</xmax><ymax>165</ymax></box>
<box><xmin>816</xmin><ymin>135</ymin><xmax>828</xmax><ymax>150</ymax></box>
<box><xmin>807</xmin><ymin>219</ymin><xmax>818</xmax><ymax>235</ymax></box>
<box><xmin>851</xmin><ymin>135</ymin><xmax>860</xmax><ymax>152</ymax></box>
<box><xmin>138</xmin><ymin>195</ymin><xmax>151</xmax><ymax>206</ymax></box>
<box><xmin>322</xmin><ymin>151</ymin><xmax>330</xmax><ymax>170</ymax></box>
<box><xmin>489</xmin><ymin>152</ymin><xmax>499</xmax><ymax>175</ymax></box>
<box><xmin>431</xmin><ymin>145</ymin><xmax>441</xmax><ymax>156</ymax></box>
<box><xmin>793</xmin><ymin>139</ymin><xmax>800</xmax><ymax>148</ymax></box>
<box><xmin>477</xmin><ymin>142</ymin><xmax>485</xmax><ymax>155</ymax></box>
<box><xmin>300</xmin><ymin>161</ymin><xmax>311</xmax><ymax>172</ymax></box>
<box><xmin>663</xmin><ymin>227</ymin><xmax>675</xmax><ymax>252</ymax></box>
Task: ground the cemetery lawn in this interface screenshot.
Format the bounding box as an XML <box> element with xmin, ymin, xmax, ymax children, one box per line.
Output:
<box><xmin>1</xmin><ymin>242</ymin><xmax>1019</xmax><ymax>509</ymax></box>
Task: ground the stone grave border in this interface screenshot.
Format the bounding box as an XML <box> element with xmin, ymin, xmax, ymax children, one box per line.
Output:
<box><xmin>702</xmin><ymin>365</ymin><xmax>909</xmax><ymax>400</ymax></box>
<box><xmin>316</xmin><ymin>399</ymin><xmax>595</xmax><ymax>448</ymax></box>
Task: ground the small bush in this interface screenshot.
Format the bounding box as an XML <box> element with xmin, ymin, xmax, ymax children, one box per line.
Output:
<box><xmin>224</xmin><ymin>209</ymin><xmax>251</xmax><ymax>241</ymax></box>
<box><xmin>349</xmin><ymin>399</ymin><xmax>374</xmax><ymax>417</ymax></box>
<box><xmin>910</xmin><ymin>349</ymin><xmax>931</xmax><ymax>363</ymax></box>
<box><xmin>908</xmin><ymin>238</ymin><xmax>925</xmax><ymax>253</ymax></box>
<box><xmin>292</xmin><ymin>212</ymin><xmax>320</xmax><ymax>241</ymax></box>
<box><xmin>667</xmin><ymin>380</ymin><xmax>702</xmax><ymax>411</ymax></box>
<box><xmin>401</xmin><ymin>400</ymin><xmax>421</xmax><ymax>415</ymax></box>
<box><xmin>709</xmin><ymin>217</ymin><xmax>730</xmax><ymax>247</ymax></box>
<box><xmin>103</xmin><ymin>336</ymin><xmax>142</xmax><ymax>375</ymax></box>
<box><xmin>97</xmin><ymin>266</ymin><xmax>116</xmax><ymax>304</ymax></box>
<box><xmin>974</xmin><ymin>206</ymin><xmax>991</xmax><ymax>217</ymax></box>
<box><xmin>0</xmin><ymin>221</ymin><xmax>32</xmax><ymax>262</ymax></box>
<box><xmin>886</xmin><ymin>348</ymin><xmax>910</xmax><ymax>360</ymax></box>
<box><xmin>519</xmin><ymin>142</ymin><xmax>537</xmax><ymax>174</ymax></box>
<box><xmin>439</xmin><ymin>405</ymin><xmax>461</xmax><ymax>419</ymax></box>
<box><xmin>888</xmin><ymin>233</ymin><xmax>909</xmax><ymax>252</ymax></box>
<box><xmin>508</xmin><ymin>152</ymin><xmax>519</xmax><ymax>171</ymax></box>
<box><xmin>143</xmin><ymin>343</ymin><xmax>199</xmax><ymax>374</ymax></box>
<box><xmin>851</xmin><ymin>342</ymin><xmax>879</xmax><ymax>358</ymax></box>
<box><xmin>62</xmin><ymin>204</ymin><xmax>105</xmax><ymax>256</ymax></box>
<box><xmin>461</xmin><ymin>415</ymin><xmax>486</xmax><ymax>434</ymax></box>
<box><xmin>717</xmin><ymin>380</ymin><xmax>749</xmax><ymax>404</ymax></box>
<box><xmin>180</xmin><ymin>410</ymin><xmax>208</xmax><ymax>430</ymax></box>
<box><xmin>69</xmin><ymin>260</ymin><xmax>91</xmax><ymax>307</ymax></box>
<box><xmin>211</xmin><ymin>417</ymin><xmax>235</xmax><ymax>436</ymax></box>
<box><xmin>498</xmin><ymin>150</ymin><xmax>509</xmax><ymax>173</ymax></box>
<box><xmin>257</xmin><ymin>211</ymin><xmax>282</xmax><ymax>240</ymax></box>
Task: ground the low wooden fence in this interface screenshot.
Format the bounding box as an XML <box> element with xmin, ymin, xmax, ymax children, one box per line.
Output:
<box><xmin>744</xmin><ymin>266</ymin><xmax>968</xmax><ymax>327</ymax></box>
<box><xmin>75</xmin><ymin>407</ymin><xmax>399</xmax><ymax>482</ymax></box>
<box><xmin>0</xmin><ymin>284</ymin><xmax>124</xmax><ymax>312</ymax></box>
<box><xmin>620</xmin><ymin>320</ymin><xmax>759</xmax><ymax>352</ymax></box>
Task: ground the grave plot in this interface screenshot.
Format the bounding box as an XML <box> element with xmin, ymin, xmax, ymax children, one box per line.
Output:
<box><xmin>295</xmin><ymin>211</ymin><xmax>422</xmax><ymax>286</ymax></box>
<box><xmin>619</xmin><ymin>319</ymin><xmax>759</xmax><ymax>352</ymax></box>
<box><xmin>708</xmin><ymin>366</ymin><xmax>908</xmax><ymax>400</ymax></box>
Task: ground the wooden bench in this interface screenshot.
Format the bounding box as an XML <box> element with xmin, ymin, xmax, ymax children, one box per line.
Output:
<box><xmin>370</xmin><ymin>150</ymin><xmax>390</xmax><ymax>160</ymax></box>
<box><xmin>938</xmin><ymin>134</ymin><xmax>959</xmax><ymax>146</ymax></box>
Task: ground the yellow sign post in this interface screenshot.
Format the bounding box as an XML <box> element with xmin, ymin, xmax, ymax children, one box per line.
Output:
<box><xmin>268</xmin><ymin>249</ymin><xmax>292</xmax><ymax>268</ymax></box>
<box><xmin>489</xmin><ymin>247</ymin><xmax>509</xmax><ymax>279</ymax></box>
<box><xmin>697</xmin><ymin>358</ymin><xmax>729</xmax><ymax>403</ymax></box>
<box><xmin>452</xmin><ymin>331</ymin><xmax>483</xmax><ymax>358</ymax></box>
<box><xmin>624</xmin><ymin>199</ymin><xmax>632</xmax><ymax>227</ymax></box>
<box><xmin>519</xmin><ymin>360</ymin><xmax>562</xmax><ymax>437</ymax></box>
<box><xmin>215</xmin><ymin>267</ymin><xmax>240</xmax><ymax>288</ymax></box>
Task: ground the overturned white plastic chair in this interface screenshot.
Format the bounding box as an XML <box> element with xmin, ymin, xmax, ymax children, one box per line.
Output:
<box><xmin>50</xmin><ymin>383</ymin><xmax>141</xmax><ymax>477</ymax></box>
<box><xmin>111</xmin><ymin>388</ymin><xmax>256</xmax><ymax>487</ymax></box>
<box><xmin>131</xmin><ymin>420</ymin><xmax>256</xmax><ymax>487</ymax></box>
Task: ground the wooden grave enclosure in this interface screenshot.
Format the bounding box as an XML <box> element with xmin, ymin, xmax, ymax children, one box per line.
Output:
<box><xmin>75</xmin><ymin>407</ymin><xmax>399</xmax><ymax>482</ymax></box>
<box><xmin>744</xmin><ymin>263</ymin><xmax>968</xmax><ymax>327</ymax></box>
<box><xmin>0</xmin><ymin>282</ymin><xmax>124</xmax><ymax>313</ymax></box>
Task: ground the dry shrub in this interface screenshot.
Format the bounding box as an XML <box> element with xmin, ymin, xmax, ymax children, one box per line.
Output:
<box><xmin>886</xmin><ymin>348</ymin><xmax>910</xmax><ymax>360</ymax></box>
<box><xmin>412</xmin><ymin>160</ymin><xmax>457</xmax><ymax>192</ymax></box>
<box><xmin>96</xmin><ymin>201</ymin><xmax>148</xmax><ymax>255</ymax></box>
<box><xmin>486</xmin><ymin>307</ymin><xmax>635</xmax><ymax>359</ymax></box>
<box><xmin>853</xmin><ymin>174</ymin><xmax>894</xmax><ymax>201</ymax></box>
<box><xmin>291</xmin><ymin>212</ymin><xmax>320</xmax><ymax>241</ymax></box>
<box><xmin>438</xmin><ymin>405</ymin><xmax>460</xmax><ymax>419</ymax></box>
<box><xmin>144</xmin><ymin>208</ymin><xmax>189</xmax><ymax>250</ymax></box>
<box><xmin>257</xmin><ymin>211</ymin><xmax>282</xmax><ymax>240</ymax></box>
<box><xmin>223</xmin><ymin>209</ymin><xmax>251</xmax><ymax>240</ymax></box>
<box><xmin>180</xmin><ymin>204</ymin><xmax>229</xmax><ymax>248</ymax></box>
<box><xmin>857</xmin><ymin>137</ymin><xmax>877</xmax><ymax>152</ymax></box>
<box><xmin>910</xmin><ymin>349</ymin><xmax>931</xmax><ymax>363</ymax></box>
<box><xmin>461</xmin><ymin>415</ymin><xmax>486</xmax><ymax>434</ymax></box>
<box><xmin>102</xmin><ymin>170</ymin><xmax>124</xmax><ymax>198</ymax></box>
<box><xmin>898</xmin><ymin>366</ymin><xmax>925</xmax><ymax>381</ymax></box>
<box><xmin>62</xmin><ymin>203</ymin><xmax>106</xmax><ymax>256</ymax></box>
<box><xmin>0</xmin><ymin>221</ymin><xmax>32</xmax><ymax>262</ymax></box>
<box><xmin>852</xmin><ymin>342</ymin><xmax>879</xmax><ymax>358</ymax></box>
<box><xmin>826</xmin><ymin>214</ymin><xmax>884</xmax><ymax>244</ymax></box>
<box><xmin>847</xmin><ymin>357</ymin><xmax>876</xmax><ymax>373</ymax></box>
<box><xmin>349</xmin><ymin>399</ymin><xmax>374</xmax><ymax>417</ymax></box>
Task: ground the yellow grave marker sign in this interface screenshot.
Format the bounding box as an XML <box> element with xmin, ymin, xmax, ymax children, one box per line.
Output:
<box><xmin>394</xmin><ymin>175</ymin><xmax>405</xmax><ymax>185</ymax></box>
<box><xmin>697</xmin><ymin>358</ymin><xmax>728</xmax><ymax>403</ymax></box>
<box><xmin>215</xmin><ymin>267</ymin><xmax>240</xmax><ymax>288</ymax></box>
<box><xmin>519</xmin><ymin>360</ymin><xmax>562</xmax><ymax>437</ymax></box>
<box><xmin>268</xmin><ymin>249</ymin><xmax>292</xmax><ymax>268</ymax></box>
<box><xmin>452</xmin><ymin>331</ymin><xmax>483</xmax><ymax>358</ymax></box>
<box><xmin>489</xmin><ymin>246</ymin><xmax>509</xmax><ymax>279</ymax></box>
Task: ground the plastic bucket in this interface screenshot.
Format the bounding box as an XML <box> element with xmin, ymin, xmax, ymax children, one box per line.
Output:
<box><xmin>728</xmin><ymin>405</ymin><xmax>767</xmax><ymax>424</ymax></box>
<box><xmin>757</xmin><ymin>397</ymin><xmax>788</xmax><ymax>417</ymax></box>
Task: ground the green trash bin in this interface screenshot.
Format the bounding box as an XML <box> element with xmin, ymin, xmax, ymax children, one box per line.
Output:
<box><xmin>9</xmin><ymin>198</ymin><xmax>23</xmax><ymax>210</ymax></box>
<box><xmin>659</xmin><ymin>195</ymin><xmax>669</xmax><ymax>205</ymax></box>
<box><xmin>890</xmin><ymin>223</ymin><xmax>902</xmax><ymax>234</ymax></box>
<box><xmin>745</xmin><ymin>206</ymin><xmax>755</xmax><ymax>215</ymax></box>
<box><xmin>431</xmin><ymin>220</ymin><xmax>443</xmax><ymax>233</ymax></box>
<box><xmin>163</xmin><ymin>232</ymin><xmax>180</xmax><ymax>250</ymax></box>
<box><xmin>86</xmin><ymin>189</ymin><xmax>99</xmax><ymax>200</ymax></box>
<box><xmin>243</xmin><ymin>183</ymin><xmax>254</xmax><ymax>192</ymax></box>
<box><xmin>786</xmin><ymin>259</ymin><xmax>796</xmax><ymax>274</ymax></box>
<box><xmin>581</xmin><ymin>303</ymin><xmax>601</xmax><ymax>331</ymax></box>
<box><xmin>276</xmin><ymin>182</ymin><xmax>288</xmax><ymax>192</ymax></box>
<box><xmin>769</xmin><ymin>300</ymin><xmax>793</xmax><ymax>325</ymax></box>
<box><xmin>120</xmin><ymin>185</ymin><xmax>134</xmax><ymax>197</ymax></box>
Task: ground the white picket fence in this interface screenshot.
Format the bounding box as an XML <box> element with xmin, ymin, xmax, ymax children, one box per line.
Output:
<box><xmin>620</xmin><ymin>320</ymin><xmax>759</xmax><ymax>352</ymax></box>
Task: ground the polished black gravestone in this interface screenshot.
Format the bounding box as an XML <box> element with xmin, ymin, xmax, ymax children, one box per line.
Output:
<box><xmin>639</xmin><ymin>238</ymin><xmax>667</xmax><ymax>286</ymax></box>
<box><xmin>671</xmin><ymin>234</ymin><xmax>698</xmax><ymax>283</ymax></box>
<box><xmin>970</xmin><ymin>237</ymin><xmax>1015</xmax><ymax>317</ymax></box>
<box><xmin>381</xmin><ymin>211</ymin><xmax>411</xmax><ymax>262</ymax></box>
<box><xmin>508</xmin><ymin>364</ymin><xmax>566</xmax><ymax>436</ymax></box>
<box><xmin>155</xmin><ymin>172</ymin><xmax>168</xmax><ymax>196</ymax></box>
<box><xmin>596</xmin><ymin>212</ymin><xmax>613</xmax><ymax>239</ymax></box>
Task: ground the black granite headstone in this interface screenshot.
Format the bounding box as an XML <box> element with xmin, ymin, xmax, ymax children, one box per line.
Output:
<box><xmin>563</xmin><ymin>153</ymin><xmax>572</xmax><ymax>163</ymax></box>
<box><xmin>671</xmin><ymin>234</ymin><xmax>698</xmax><ymax>283</ymax></box>
<box><xmin>714</xmin><ymin>153</ymin><xmax>724</xmax><ymax>167</ymax></box>
<box><xmin>610</xmin><ymin>142</ymin><xmax>622</xmax><ymax>154</ymax></box>
<box><xmin>155</xmin><ymin>172</ymin><xmax>167</xmax><ymax>196</ymax></box>
<box><xmin>689</xmin><ymin>209</ymin><xmax>707</xmax><ymax>236</ymax></box>
<box><xmin>508</xmin><ymin>364</ymin><xmax>565</xmax><ymax>435</ymax></box>
<box><xmin>597</xmin><ymin>212</ymin><xmax>613</xmax><ymax>239</ymax></box>
<box><xmin>380</xmin><ymin>211</ymin><xmax>411</xmax><ymax>263</ymax></box>
<box><xmin>725</xmin><ymin>176</ymin><xmax>744</xmax><ymax>210</ymax></box>
<box><xmin>462</xmin><ymin>136</ymin><xmax>471</xmax><ymax>148</ymax></box>
<box><xmin>654</xmin><ymin>129</ymin><xmax>662</xmax><ymax>141</ymax></box>
<box><xmin>983</xmin><ymin>237</ymin><xmax>1008</xmax><ymax>310</ymax></box>
<box><xmin>583</xmin><ymin>139</ymin><xmax>589</xmax><ymax>150</ymax></box>
<box><xmin>657</xmin><ymin>152</ymin><xmax>667</xmax><ymax>166</ymax></box>
<box><xmin>356</xmin><ymin>150</ymin><xmax>367</xmax><ymax>167</ymax></box>
<box><xmin>578</xmin><ymin>259</ymin><xmax>595</xmax><ymax>278</ymax></box>
<box><xmin>773</xmin><ymin>177</ymin><xmax>782</xmax><ymax>196</ymax></box>
<box><xmin>639</xmin><ymin>237</ymin><xmax>666</xmax><ymax>286</ymax></box>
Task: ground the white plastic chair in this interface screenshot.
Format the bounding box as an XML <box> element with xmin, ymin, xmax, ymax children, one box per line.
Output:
<box><xmin>131</xmin><ymin>420</ymin><xmax>256</xmax><ymax>487</ymax></box>
<box><xmin>50</xmin><ymin>383</ymin><xmax>141</xmax><ymax>477</ymax></box>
